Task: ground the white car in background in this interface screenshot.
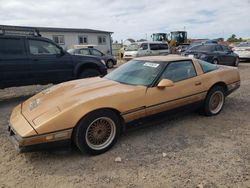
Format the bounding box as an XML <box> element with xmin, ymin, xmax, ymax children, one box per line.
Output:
<box><xmin>233</xmin><ymin>42</ymin><xmax>250</xmax><ymax>60</ymax></box>
<box><xmin>123</xmin><ymin>42</ymin><xmax>169</xmax><ymax>61</ymax></box>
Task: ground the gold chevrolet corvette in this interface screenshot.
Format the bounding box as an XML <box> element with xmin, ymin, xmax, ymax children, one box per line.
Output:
<box><xmin>8</xmin><ymin>55</ymin><xmax>240</xmax><ymax>155</ymax></box>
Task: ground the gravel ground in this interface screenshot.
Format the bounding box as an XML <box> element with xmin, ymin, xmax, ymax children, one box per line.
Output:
<box><xmin>0</xmin><ymin>62</ymin><xmax>250</xmax><ymax>188</ymax></box>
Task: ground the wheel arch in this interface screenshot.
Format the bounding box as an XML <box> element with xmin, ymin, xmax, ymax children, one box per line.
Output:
<box><xmin>74</xmin><ymin>63</ymin><xmax>101</xmax><ymax>77</ymax></box>
<box><xmin>72</xmin><ymin>107</ymin><xmax>125</xmax><ymax>140</ymax></box>
<box><xmin>208</xmin><ymin>81</ymin><xmax>228</xmax><ymax>95</ymax></box>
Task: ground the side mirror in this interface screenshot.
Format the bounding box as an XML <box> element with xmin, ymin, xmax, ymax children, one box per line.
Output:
<box><xmin>157</xmin><ymin>79</ymin><xmax>174</xmax><ymax>89</ymax></box>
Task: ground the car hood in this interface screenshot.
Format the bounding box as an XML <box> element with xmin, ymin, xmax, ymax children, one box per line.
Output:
<box><xmin>21</xmin><ymin>77</ymin><xmax>145</xmax><ymax>123</ymax></box>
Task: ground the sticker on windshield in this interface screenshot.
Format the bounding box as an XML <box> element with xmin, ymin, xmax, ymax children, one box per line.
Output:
<box><xmin>143</xmin><ymin>62</ymin><xmax>159</xmax><ymax>68</ymax></box>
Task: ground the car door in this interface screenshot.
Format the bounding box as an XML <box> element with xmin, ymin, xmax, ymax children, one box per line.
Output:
<box><xmin>0</xmin><ymin>37</ymin><xmax>31</xmax><ymax>88</ymax></box>
<box><xmin>215</xmin><ymin>45</ymin><xmax>231</xmax><ymax>65</ymax></box>
<box><xmin>221</xmin><ymin>45</ymin><xmax>236</xmax><ymax>65</ymax></box>
<box><xmin>137</xmin><ymin>43</ymin><xmax>149</xmax><ymax>57</ymax></box>
<box><xmin>27</xmin><ymin>38</ymin><xmax>73</xmax><ymax>84</ymax></box>
<box><xmin>145</xmin><ymin>60</ymin><xmax>205</xmax><ymax>116</ymax></box>
<box><xmin>158</xmin><ymin>43</ymin><xmax>169</xmax><ymax>55</ymax></box>
<box><xmin>149</xmin><ymin>44</ymin><xmax>160</xmax><ymax>56</ymax></box>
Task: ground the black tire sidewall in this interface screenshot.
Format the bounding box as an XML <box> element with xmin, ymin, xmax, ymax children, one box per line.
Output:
<box><xmin>204</xmin><ymin>86</ymin><xmax>225</xmax><ymax>116</ymax></box>
<box><xmin>74</xmin><ymin>109</ymin><xmax>121</xmax><ymax>155</ymax></box>
<box><xmin>213</xmin><ymin>59</ymin><xmax>219</xmax><ymax>65</ymax></box>
<box><xmin>106</xmin><ymin>60</ymin><xmax>114</xmax><ymax>68</ymax></box>
<box><xmin>78</xmin><ymin>69</ymin><xmax>100</xmax><ymax>78</ymax></box>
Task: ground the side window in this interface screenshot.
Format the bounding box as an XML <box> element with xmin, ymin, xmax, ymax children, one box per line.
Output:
<box><xmin>90</xmin><ymin>49</ymin><xmax>103</xmax><ymax>56</ymax></box>
<box><xmin>140</xmin><ymin>43</ymin><xmax>148</xmax><ymax>50</ymax></box>
<box><xmin>222</xmin><ymin>45</ymin><xmax>230</xmax><ymax>52</ymax></box>
<box><xmin>215</xmin><ymin>45</ymin><xmax>223</xmax><ymax>51</ymax></box>
<box><xmin>79</xmin><ymin>49</ymin><xmax>90</xmax><ymax>55</ymax></box>
<box><xmin>161</xmin><ymin>61</ymin><xmax>197</xmax><ymax>82</ymax></box>
<box><xmin>159</xmin><ymin>44</ymin><xmax>169</xmax><ymax>50</ymax></box>
<box><xmin>28</xmin><ymin>40</ymin><xmax>61</xmax><ymax>55</ymax></box>
<box><xmin>150</xmin><ymin>44</ymin><xmax>159</xmax><ymax>50</ymax></box>
<box><xmin>0</xmin><ymin>38</ymin><xmax>25</xmax><ymax>58</ymax></box>
<box><xmin>197</xmin><ymin>60</ymin><xmax>217</xmax><ymax>73</ymax></box>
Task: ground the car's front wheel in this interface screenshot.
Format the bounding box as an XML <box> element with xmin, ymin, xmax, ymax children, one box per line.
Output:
<box><xmin>78</xmin><ymin>69</ymin><xmax>100</xmax><ymax>79</ymax></box>
<box><xmin>213</xmin><ymin>59</ymin><xmax>219</xmax><ymax>65</ymax></box>
<box><xmin>106</xmin><ymin>60</ymin><xmax>114</xmax><ymax>69</ymax></box>
<box><xmin>203</xmin><ymin>86</ymin><xmax>225</xmax><ymax>116</ymax></box>
<box><xmin>73</xmin><ymin>110</ymin><xmax>121</xmax><ymax>155</ymax></box>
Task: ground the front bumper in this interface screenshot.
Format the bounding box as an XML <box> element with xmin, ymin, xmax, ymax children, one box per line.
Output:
<box><xmin>8</xmin><ymin>125</ymin><xmax>73</xmax><ymax>152</ymax></box>
<box><xmin>100</xmin><ymin>67</ymin><xmax>108</xmax><ymax>76</ymax></box>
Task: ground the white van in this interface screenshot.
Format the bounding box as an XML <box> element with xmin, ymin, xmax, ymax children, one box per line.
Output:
<box><xmin>123</xmin><ymin>42</ymin><xmax>170</xmax><ymax>60</ymax></box>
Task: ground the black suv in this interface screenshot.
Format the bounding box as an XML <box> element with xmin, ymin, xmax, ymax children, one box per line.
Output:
<box><xmin>183</xmin><ymin>44</ymin><xmax>239</xmax><ymax>67</ymax></box>
<box><xmin>0</xmin><ymin>26</ymin><xmax>107</xmax><ymax>89</ymax></box>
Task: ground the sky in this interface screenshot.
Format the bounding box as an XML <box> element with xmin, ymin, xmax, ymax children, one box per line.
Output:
<box><xmin>0</xmin><ymin>0</ymin><xmax>249</xmax><ymax>42</ymax></box>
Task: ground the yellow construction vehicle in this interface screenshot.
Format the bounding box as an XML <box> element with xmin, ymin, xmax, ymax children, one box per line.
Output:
<box><xmin>151</xmin><ymin>31</ymin><xmax>188</xmax><ymax>53</ymax></box>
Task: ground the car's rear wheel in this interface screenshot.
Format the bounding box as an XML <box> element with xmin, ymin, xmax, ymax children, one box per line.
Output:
<box><xmin>203</xmin><ymin>86</ymin><xmax>225</xmax><ymax>116</ymax></box>
<box><xmin>106</xmin><ymin>60</ymin><xmax>114</xmax><ymax>69</ymax></box>
<box><xmin>78</xmin><ymin>69</ymin><xmax>100</xmax><ymax>79</ymax></box>
<box><xmin>73</xmin><ymin>110</ymin><xmax>121</xmax><ymax>155</ymax></box>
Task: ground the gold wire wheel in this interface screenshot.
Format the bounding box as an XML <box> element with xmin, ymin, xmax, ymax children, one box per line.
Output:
<box><xmin>85</xmin><ymin>117</ymin><xmax>116</xmax><ymax>150</ymax></box>
<box><xmin>209</xmin><ymin>91</ymin><xmax>224</xmax><ymax>114</ymax></box>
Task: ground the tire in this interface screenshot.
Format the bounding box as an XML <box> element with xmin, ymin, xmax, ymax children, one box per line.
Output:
<box><xmin>73</xmin><ymin>109</ymin><xmax>121</xmax><ymax>155</ymax></box>
<box><xmin>78</xmin><ymin>69</ymin><xmax>100</xmax><ymax>79</ymax></box>
<box><xmin>213</xmin><ymin>59</ymin><xmax>219</xmax><ymax>65</ymax></box>
<box><xmin>203</xmin><ymin>86</ymin><xmax>225</xmax><ymax>116</ymax></box>
<box><xmin>234</xmin><ymin>57</ymin><xmax>239</xmax><ymax>67</ymax></box>
<box><xmin>106</xmin><ymin>60</ymin><xmax>114</xmax><ymax>69</ymax></box>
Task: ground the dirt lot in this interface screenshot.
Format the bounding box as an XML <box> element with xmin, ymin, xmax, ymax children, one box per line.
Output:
<box><xmin>0</xmin><ymin>63</ymin><xmax>250</xmax><ymax>188</ymax></box>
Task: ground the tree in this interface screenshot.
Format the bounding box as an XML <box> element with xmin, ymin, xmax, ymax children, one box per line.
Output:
<box><xmin>227</xmin><ymin>34</ymin><xmax>245</xmax><ymax>43</ymax></box>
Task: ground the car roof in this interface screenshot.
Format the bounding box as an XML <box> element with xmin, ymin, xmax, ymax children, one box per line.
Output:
<box><xmin>134</xmin><ymin>55</ymin><xmax>193</xmax><ymax>62</ymax></box>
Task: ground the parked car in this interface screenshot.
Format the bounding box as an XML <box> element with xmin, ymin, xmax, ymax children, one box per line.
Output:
<box><xmin>176</xmin><ymin>44</ymin><xmax>190</xmax><ymax>54</ymax></box>
<box><xmin>9</xmin><ymin>55</ymin><xmax>240</xmax><ymax>154</ymax></box>
<box><xmin>183</xmin><ymin>44</ymin><xmax>239</xmax><ymax>66</ymax></box>
<box><xmin>233</xmin><ymin>42</ymin><xmax>250</xmax><ymax>60</ymax></box>
<box><xmin>123</xmin><ymin>42</ymin><xmax>169</xmax><ymax>61</ymax></box>
<box><xmin>0</xmin><ymin>27</ymin><xmax>107</xmax><ymax>89</ymax></box>
<box><xmin>67</xmin><ymin>47</ymin><xmax>117</xmax><ymax>68</ymax></box>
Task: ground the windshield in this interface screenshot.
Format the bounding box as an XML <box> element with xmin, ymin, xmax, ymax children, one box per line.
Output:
<box><xmin>125</xmin><ymin>43</ymin><xmax>140</xmax><ymax>51</ymax></box>
<box><xmin>105</xmin><ymin>60</ymin><xmax>165</xmax><ymax>86</ymax></box>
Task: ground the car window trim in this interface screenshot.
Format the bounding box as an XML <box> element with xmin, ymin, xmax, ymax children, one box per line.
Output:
<box><xmin>27</xmin><ymin>38</ymin><xmax>61</xmax><ymax>56</ymax></box>
<box><xmin>91</xmin><ymin>48</ymin><xmax>103</xmax><ymax>56</ymax></box>
<box><xmin>151</xmin><ymin>60</ymin><xmax>197</xmax><ymax>87</ymax></box>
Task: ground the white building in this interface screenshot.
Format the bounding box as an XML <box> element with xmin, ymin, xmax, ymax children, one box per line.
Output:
<box><xmin>1</xmin><ymin>25</ymin><xmax>113</xmax><ymax>55</ymax></box>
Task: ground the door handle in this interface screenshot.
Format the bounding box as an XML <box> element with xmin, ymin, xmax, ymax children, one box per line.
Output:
<box><xmin>195</xmin><ymin>81</ymin><xmax>202</xmax><ymax>86</ymax></box>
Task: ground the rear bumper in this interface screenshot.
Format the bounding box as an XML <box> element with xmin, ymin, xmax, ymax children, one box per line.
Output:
<box><xmin>8</xmin><ymin>125</ymin><xmax>73</xmax><ymax>152</ymax></box>
<box><xmin>227</xmin><ymin>81</ymin><xmax>240</xmax><ymax>95</ymax></box>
